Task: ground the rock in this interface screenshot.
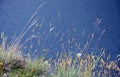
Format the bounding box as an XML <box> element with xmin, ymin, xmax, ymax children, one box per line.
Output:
<box><xmin>2</xmin><ymin>73</ymin><xmax>9</xmax><ymax>77</ymax></box>
<box><xmin>11</xmin><ymin>59</ymin><xmax>25</xmax><ymax>69</ymax></box>
<box><xmin>3</xmin><ymin>67</ymin><xmax>11</xmax><ymax>72</ymax></box>
<box><xmin>38</xmin><ymin>75</ymin><xmax>46</xmax><ymax>77</ymax></box>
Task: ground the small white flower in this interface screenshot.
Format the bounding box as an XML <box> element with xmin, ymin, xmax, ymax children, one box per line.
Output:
<box><xmin>45</xmin><ymin>60</ymin><xmax>49</xmax><ymax>65</ymax></box>
<box><xmin>91</xmin><ymin>55</ymin><xmax>95</xmax><ymax>59</ymax></box>
<box><xmin>77</xmin><ymin>53</ymin><xmax>82</xmax><ymax>58</ymax></box>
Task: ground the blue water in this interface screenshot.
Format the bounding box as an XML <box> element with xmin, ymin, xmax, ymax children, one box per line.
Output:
<box><xmin>0</xmin><ymin>0</ymin><xmax>120</xmax><ymax>59</ymax></box>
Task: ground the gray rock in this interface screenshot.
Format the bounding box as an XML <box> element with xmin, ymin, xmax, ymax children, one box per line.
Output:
<box><xmin>2</xmin><ymin>73</ymin><xmax>9</xmax><ymax>77</ymax></box>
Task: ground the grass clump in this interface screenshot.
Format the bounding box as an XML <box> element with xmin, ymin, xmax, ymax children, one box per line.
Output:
<box><xmin>51</xmin><ymin>52</ymin><xmax>101</xmax><ymax>77</ymax></box>
<box><xmin>0</xmin><ymin>48</ymin><xmax>50</xmax><ymax>77</ymax></box>
<box><xmin>0</xmin><ymin>36</ymin><xmax>120</xmax><ymax>77</ymax></box>
<box><xmin>50</xmin><ymin>49</ymin><xmax>120</xmax><ymax>77</ymax></box>
<box><xmin>0</xmin><ymin>33</ymin><xmax>50</xmax><ymax>77</ymax></box>
<box><xmin>8</xmin><ymin>59</ymin><xmax>50</xmax><ymax>77</ymax></box>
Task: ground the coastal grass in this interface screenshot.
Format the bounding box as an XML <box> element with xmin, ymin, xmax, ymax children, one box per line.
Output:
<box><xmin>0</xmin><ymin>45</ymin><xmax>120</xmax><ymax>77</ymax></box>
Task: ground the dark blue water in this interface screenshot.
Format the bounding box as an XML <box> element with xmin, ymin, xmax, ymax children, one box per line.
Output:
<box><xmin>0</xmin><ymin>0</ymin><xmax>120</xmax><ymax>59</ymax></box>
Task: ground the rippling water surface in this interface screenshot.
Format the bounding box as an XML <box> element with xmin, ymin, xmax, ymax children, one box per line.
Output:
<box><xmin>0</xmin><ymin>0</ymin><xmax>120</xmax><ymax>59</ymax></box>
